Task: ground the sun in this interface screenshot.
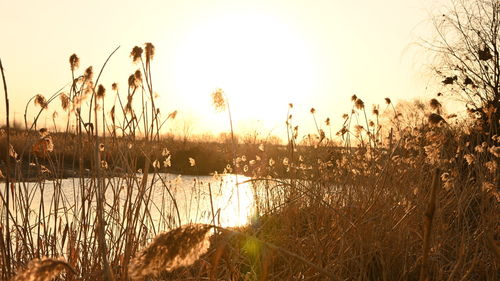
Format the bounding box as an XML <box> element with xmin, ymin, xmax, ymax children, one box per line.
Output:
<box><xmin>167</xmin><ymin>10</ymin><xmax>318</xmax><ymax>132</ymax></box>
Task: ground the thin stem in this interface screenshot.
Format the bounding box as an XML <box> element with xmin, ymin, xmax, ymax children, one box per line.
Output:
<box><xmin>0</xmin><ymin>58</ymin><xmax>12</xmax><ymax>278</ymax></box>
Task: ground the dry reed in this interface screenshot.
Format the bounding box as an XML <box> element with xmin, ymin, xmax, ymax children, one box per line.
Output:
<box><xmin>128</xmin><ymin>224</ymin><xmax>212</xmax><ymax>280</ymax></box>
<box><xmin>11</xmin><ymin>257</ymin><xmax>76</xmax><ymax>281</ymax></box>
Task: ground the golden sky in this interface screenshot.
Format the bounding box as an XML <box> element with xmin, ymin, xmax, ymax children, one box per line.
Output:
<box><xmin>0</xmin><ymin>0</ymin><xmax>452</xmax><ymax>139</ymax></box>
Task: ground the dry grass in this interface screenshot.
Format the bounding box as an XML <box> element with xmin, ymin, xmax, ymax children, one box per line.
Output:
<box><xmin>0</xmin><ymin>44</ymin><xmax>498</xmax><ymax>281</ymax></box>
<box><xmin>128</xmin><ymin>224</ymin><xmax>212</xmax><ymax>280</ymax></box>
<box><xmin>11</xmin><ymin>258</ymin><xmax>76</xmax><ymax>281</ymax></box>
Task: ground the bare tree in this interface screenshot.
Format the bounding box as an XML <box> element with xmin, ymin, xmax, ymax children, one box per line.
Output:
<box><xmin>426</xmin><ymin>0</ymin><xmax>499</xmax><ymax>133</ymax></box>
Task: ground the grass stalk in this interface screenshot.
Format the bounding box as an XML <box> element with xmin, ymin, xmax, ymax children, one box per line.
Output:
<box><xmin>0</xmin><ymin>58</ymin><xmax>12</xmax><ymax>279</ymax></box>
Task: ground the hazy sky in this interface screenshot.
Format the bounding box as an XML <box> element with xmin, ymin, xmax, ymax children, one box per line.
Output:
<box><xmin>0</xmin><ymin>0</ymin><xmax>452</xmax><ymax>139</ymax></box>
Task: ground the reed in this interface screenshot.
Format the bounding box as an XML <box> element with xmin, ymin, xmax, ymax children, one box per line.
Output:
<box><xmin>0</xmin><ymin>44</ymin><xmax>498</xmax><ymax>281</ymax></box>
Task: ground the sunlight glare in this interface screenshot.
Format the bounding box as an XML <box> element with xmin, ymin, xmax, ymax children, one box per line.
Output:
<box><xmin>169</xmin><ymin>11</ymin><xmax>318</xmax><ymax>126</ymax></box>
<box><xmin>217</xmin><ymin>174</ymin><xmax>255</xmax><ymax>227</ymax></box>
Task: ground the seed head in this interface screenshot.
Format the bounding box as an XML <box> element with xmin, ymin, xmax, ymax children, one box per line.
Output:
<box><xmin>96</xmin><ymin>84</ymin><xmax>106</xmax><ymax>99</ymax></box>
<box><xmin>211</xmin><ymin>89</ymin><xmax>226</xmax><ymax>112</ymax></box>
<box><xmin>39</xmin><ymin>128</ymin><xmax>49</xmax><ymax>137</ymax></box>
<box><xmin>145</xmin><ymin>42</ymin><xmax>155</xmax><ymax>65</ymax></box>
<box><xmin>355</xmin><ymin>98</ymin><xmax>364</xmax><ymax>110</ymax></box>
<box><xmin>9</xmin><ymin>144</ymin><xmax>18</xmax><ymax>159</ymax></box>
<box><xmin>112</xmin><ymin>83</ymin><xmax>118</xmax><ymax>91</ymax></box>
<box><xmin>134</xmin><ymin>70</ymin><xmax>142</xmax><ymax>84</ymax></box>
<box><xmin>168</xmin><ymin>110</ymin><xmax>178</xmax><ymax>120</ymax></box>
<box><xmin>464</xmin><ymin>154</ymin><xmax>474</xmax><ymax>165</ymax></box>
<box><xmin>84</xmin><ymin>66</ymin><xmax>93</xmax><ymax>81</ymax></box>
<box><xmin>319</xmin><ymin>129</ymin><xmax>325</xmax><ymax>142</ymax></box>
<box><xmin>131</xmin><ymin>46</ymin><xmax>143</xmax><ymax>63</ymax></box>
<box><xmin>429</xmin><ymin>98</ymin><xmax>442</xmax><ymax>111</ymax></box>
<box><xmin>128</xmin><ymin>74</ymin><xmax>136</xmax><ymax>89</ymax></box>
<box><xmin>351</xmin><ymin>94</ymin><xmax>357</xmax><ymax>102</ymax></box>
<box><xmin>128</xmin><ymin>70</ymin><xmax>142</xmax><ymax>89</ymax></box>
<box><xmin>489</xmin><ymin>146</ymin><xmax>500</xmax><ymax>157</ymax></box>
<box><xmin>414</xmin><ymin>100</ymin><xmax>425</xmax><ymax>111</ymax></box>
<box><xmin>34</xmin><ymin>94</ymin><xmax>48</xmax><ymax>109</ymax></box>
<box><xmin>283</xmin><ymin>157</ymin><xmax>289</xmax><ymax>166</ymax></box>
<box><xmin>354</xmin><ymin>125</ymin><xmax>364</xmax><ymax>134</ymax></box>
<box><xmin>164</xmin><ymin>155</ymin><xmax>172</xmax><ymax>167</ymax></box>
<box><xmin>485</xmin><ymin>160</ymin><xmax>497</xmax><ymax>173</ymax></box>
<box><xmin>428</xmin><ymin>113</ymin><xmax>446</xmax><ymax>125</ymax></box>
<box><xmin>128</xmin><ymin>224</ymin><xmax>212</xmax><ymax>280</ymax></box>
<box><xmin>384</xmin><ymin>97</ymin><xmax>391</xmax><ymax>104</ymax></box>
<box><xmin>59</xmin><ymin>93</ymin><xmax>70</xmax><ymax>111</ymax></box>
<box><xmin>12</xmin><ymin>257</ymin><xmax>76</xmax><ymax>281</ymax></box>
<box><xmin>69</xmin><ymin>54</ymin><xmax>80</xmax><ymax>71</ymax></box>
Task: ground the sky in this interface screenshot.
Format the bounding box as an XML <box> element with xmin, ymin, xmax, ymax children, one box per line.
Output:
<box><xmin>0</xmin><ymin>0</ymin><xmax>453</xmax><ymax>140</ymax></box>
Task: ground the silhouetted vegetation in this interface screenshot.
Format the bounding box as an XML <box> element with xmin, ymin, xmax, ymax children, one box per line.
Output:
<box><xmin>1</xmin><ymin>1</ymin><xmax>499</xmax><ymax>278</ymax></box>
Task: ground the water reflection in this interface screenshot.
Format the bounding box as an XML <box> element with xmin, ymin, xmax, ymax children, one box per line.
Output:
<box><xmin>22</xmin><ymin>173</ymin><xmax>255</xmax><ymax>230</ymax></box>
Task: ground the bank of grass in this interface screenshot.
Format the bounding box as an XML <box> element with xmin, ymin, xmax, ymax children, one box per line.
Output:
<box><xmin>0</xmin><ymin>127</ymin><xmax>336</xmax><ymax>179</ymax></box>
<box><xmin>164</xmin><ymin>110</ymin><xmax>499</xmax><ymax>281</ymax></box>
<box><xmin>0</xmin><ymin>45</ymin><xmax>498</xmax><ymax>281</ymax></box>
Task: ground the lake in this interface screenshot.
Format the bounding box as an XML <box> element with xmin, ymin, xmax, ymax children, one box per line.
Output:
<box><xmin>7</xmin><ymin>173</ymin><xmax>258</xmax><ymax>239</ymax></box>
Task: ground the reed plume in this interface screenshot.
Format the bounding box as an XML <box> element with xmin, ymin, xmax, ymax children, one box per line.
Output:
<box><xmin>128</xmin><ymin>74</ymin><xmax>137</xmax><ymax>89</ymax></box>
<box><xmin>355</xmin><ymin>98</ymin><xmax>364</xmax><ymax>110</ymax></box>
<box><xmin>128</xmin><ymin>224</ymin><xmax>212</xmax><ymax>280</ymax></box>
<box><xmin>134</xmin><ymin>70</ymin><xmax>142</xmax><ymax>85</ymax></box>
<box><xmin>211</xmin><ymin>89</ymin><xmax>226</xmax><ymax>111</ymax></box>
<box><xmin>96</xmin><ymin>84</ymin><xmax>106</xmax><ymax>99</ymax></box>
<box><xmin>12</xmin><ymin>257</ymin><xmax>76</xmax><ymax>281</ymax></box>
<box><xmin>131</xmin><ymin>46</ymin><xmax>143</xmax><ymax>63</ymax></box>
<box><xmin>430</xmin><ymin>98</ymin><xmax>442</xmax><ymax>114</ymax></box>
<box><xmin>145</xmin><ymin>42</ymin><xmax>155</xmax><ymax>65</ymax></box>
<box><xmin>167</xmin><ymin>110</ymin><xmax>178</xmax><ymax>120</ymax></box>
<box><xmin>34</xmin><ymin>94</ymin><xmax>48</xmax><ymax>109</ymax></box>
<box><xmin>69</xmin><ymin>54</ymin><xmax>80</xmax><ymax>71</ymax></box>
<box><xmin>59</xmin><ymin>93</ymin><xmax>70</xmax><ymax>111</ymax></box>
<box><xmin>84</xmin><ymin>66</ymin><xmax>93</xmax><ymax>81</ymax></box>
<box><xmin>428</xmin><ymin>113</ymin><xmax>446</xmax><ymax>125</ymax></box>
<box><xmin>127</xmin><ymin>70</ymin><xmax>142</xmax><ymax>89</ymax></box>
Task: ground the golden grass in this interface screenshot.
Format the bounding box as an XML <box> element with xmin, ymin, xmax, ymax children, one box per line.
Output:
<box><xmin>0</xmin><ymin>44</ymin><xmax>498</xmax><ymax>281</ymax></box>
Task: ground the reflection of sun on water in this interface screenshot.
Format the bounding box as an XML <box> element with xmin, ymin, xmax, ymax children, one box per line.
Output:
<box><xmin>24</xmin><ymin>174</ymin><xmax>257</xmax><ymax>231</ymax></box>
<box><xmin>216</xmin><ymin>174</ymin><xmax>256</xmax><ymax>227</ymax></box>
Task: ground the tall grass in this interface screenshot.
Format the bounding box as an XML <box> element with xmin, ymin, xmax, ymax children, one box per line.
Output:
<box><xmin>0</xmin><ymin>45</ymin><xmax>498</xmax><ymax>281</ymax></box>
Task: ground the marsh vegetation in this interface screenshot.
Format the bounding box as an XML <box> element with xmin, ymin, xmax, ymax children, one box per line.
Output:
<box><xmin>0</xmin><ymin>1</ymin><xmax>499</xmax><ymax>280</ymax></box>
